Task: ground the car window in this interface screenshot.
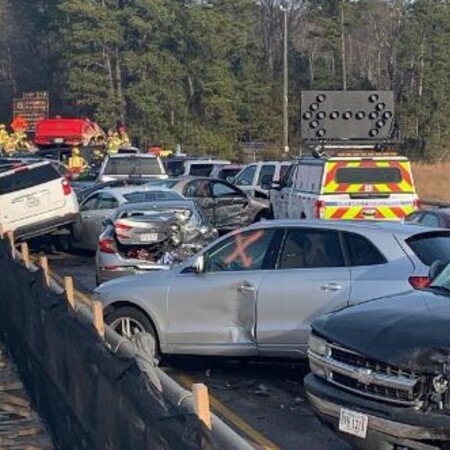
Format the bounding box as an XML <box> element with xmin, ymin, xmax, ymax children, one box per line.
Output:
<box><xmin>278</xmin><ymin>228</ymin><xmax>345</xmax><ymax>269</ymax></box>
<box><xmin>406</xmin><ymin>232</ymin><xmax>450</xmax><ymax>266</ymax></box>
<box><xmin>81</xmin><ymin>194</ymin><xmax>100</xmax><ymax>211</ymax></box>
<box><xmin>211</xmin><ymin>181</ymin><xmax>243</xmax><ymax>198</ymax></box>
<box><xmin>257</xmin><ymin>165</ymin><xmax>276</xmax><ymax>186</ymax></box>
<box><xmin>188</xmin><ymin>163</ymin><xmax>215</xmax><ymax>177</ymax></box>
<box><xmin>404</xmin><ymin>212</ymin><xmax>422</xmax><ymax>223</ymax></box>
<box><xmin>124</xmin><ymin>190</ymin><xmax>182</xmax><ymax>202</ymax></box>
<box><xmin>281</xmin><ymin>164</ymin><xmax>295</xmax><ymax>188</ymax></box>
<box><xmin>343</xmin><ymin>232</ymin><xmax>387</xmax><ymax>266</ymax></box>
<box><xmin>165</xmin><ymin>160</ymin><xmax>185</xmax><ymax>177</ymax></box>
<box><xmin>183</xmin><ymin>180</ymin><xmax>211</xmax><ymax>198</ymax></box>
<box><xmin>420</xmin><ymin>213</ymin><xmax>440</xmax><ymax>228</ymax></box>
<box><xmin>279</xmin><ymin>165</ymin><xmax>289</xmax><ymax>181</ymax></box>
<box><xmin>0</xmin><ymin>164</ymin><xmax>61</xmax><ymax>195</ymax></box>
<box><xmin>97</xmin><ymin>194</ymin><xmax>119</xmax><ymax>210</ymax></box>
<box><xmin>104</xmin><ymin>157</ymin><xmax>163</xmax><ymax>176</ymax></box>
<box><xmin>205</xmin><ymin>228</ymin><xmax>277</xmax><ymax>273</ymax></box>
<box><xmin>234</xmin><ymin>165</ymin><xmax>257</xmax><ymax>186</ymax></box>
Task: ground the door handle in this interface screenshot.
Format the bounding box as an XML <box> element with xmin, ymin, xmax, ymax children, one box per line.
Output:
<box><xmin>237</xmin><ymin>284</ymin><xmax>256</xmax><ymax>294</ymax></box>
<box><xmin>321</xmin><ymin>283</ymin><xmax>343</xmax><ymax>292</ymax></box>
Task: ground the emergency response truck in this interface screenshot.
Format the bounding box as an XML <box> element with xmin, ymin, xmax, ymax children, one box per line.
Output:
<box><xmin>270</xmin><ymin>148</ymin><xmax>420</xmax><ymax>220</ymax></box>
<box><xmin>270</xmin><ymin>90</ymin><xmax>420</xmax><ymax>221</ymax></box>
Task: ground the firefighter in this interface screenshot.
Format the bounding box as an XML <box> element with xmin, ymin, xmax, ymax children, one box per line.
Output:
<box><xmin>3</xmin><ymin>135</ymin><xmax>17</xmax><ymax>155</ymax></box>
<box><xmin>107</xmin><ymin>129</ymin><xmax>121</xmax><ymax>154</ymax></box>
<box><xmin>68</xmin><ymin>147</ymin><xmax>88</xmax><ymax>176</ymax></box>
<box><xmin>118</xmin><ymin>126</ymin><xmax>130</xmax><ymax>147</ymax></box>
<box><xmin>0</xmin><ymin>124</ymin><xmax>9</xmax><ymax>151</ymax></box>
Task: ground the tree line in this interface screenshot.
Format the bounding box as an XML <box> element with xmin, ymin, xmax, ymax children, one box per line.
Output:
<box><xmin>0</xmin><ymin>0</ymin><xmax>449</xmax><ymax>160</ymax></box>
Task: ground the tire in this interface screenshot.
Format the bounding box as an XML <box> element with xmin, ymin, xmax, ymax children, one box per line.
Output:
<box><xmin>105</xmin><ymin>306</ymin><xmax>161</xmax><ymax>360</ymax></box>
<box><xmin>56</xmin><ymin>233</ymin><xmax>72</xmax><ymax>253</ymax></box>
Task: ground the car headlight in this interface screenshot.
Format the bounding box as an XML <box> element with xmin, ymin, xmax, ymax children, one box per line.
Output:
<box><xmin>308</xmin><ymin>334</ymin><xmax>328</xmax><ymax>356</ymax></box>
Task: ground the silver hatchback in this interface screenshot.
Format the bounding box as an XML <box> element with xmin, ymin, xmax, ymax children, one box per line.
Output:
<box><xmin>94</xmin><ymin>221</ymin><xmax>450</xmax><ymax>359</ymax></box>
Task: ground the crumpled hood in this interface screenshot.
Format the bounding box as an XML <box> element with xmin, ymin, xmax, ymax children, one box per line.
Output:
<box><xmin>313</xmin><ymin>290</ymin><xmax>450</xmax><ymax>374</ymax></box>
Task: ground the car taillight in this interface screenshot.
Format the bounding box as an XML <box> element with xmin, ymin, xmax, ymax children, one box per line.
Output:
<box><xmin>98</xmin><ymin>238</ymin><xmax>117</xmax><ymax>254</ymax></box>
<box><xmin>62</xmin><ymin>179</ymin><xmax>72</xmax><ymax>196</ymax></box>
<box><xmin>314</xmin><ymin>200</ymin><xmax>325</xmax><ymax>219</ymax></box>
<box><xmin>114</xmin><ymin>223</ymin><xmax>132</xmax><ymax>239</ymax></box>
<box><xmin>413</xmin><ymin>199</ymin><xmax>422</xmax><ymax>210</ymax></box>
<box><xmin>409</xmin><ymin>276</ymin><xmax>431</xmax><ymax>289</ymax></box>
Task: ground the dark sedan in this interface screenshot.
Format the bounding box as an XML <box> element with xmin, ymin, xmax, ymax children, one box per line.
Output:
<box><xmin>170</xmin><ymin>177</ymin><xmax>269</xmax><ymax>232</ymax></box>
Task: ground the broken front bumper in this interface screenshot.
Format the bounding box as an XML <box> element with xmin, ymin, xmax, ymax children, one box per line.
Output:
<box><xmin>304</xmin><ymin>374</ymin><xmax>450</xmax><ymax>450</ymax></box>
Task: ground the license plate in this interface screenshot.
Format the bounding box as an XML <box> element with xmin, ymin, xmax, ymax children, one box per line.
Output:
<box><xmin>26</xmin><ymin>196</ymin><xmax>41</xmax><ymax>208</ymax></box>
<box><xmin>339</xmin><ymin>408</ymin><xmax>368</xmax><ymax>439</ymax></box>
<box><xmin>54</xmin><ymin>138</ymin><xmax>64</xmax><ymax>144</ymax></box>
<box><xmin>140</xmin><ymin>233</ymin><xmax>158</xmax><ymax>242</ymax></box>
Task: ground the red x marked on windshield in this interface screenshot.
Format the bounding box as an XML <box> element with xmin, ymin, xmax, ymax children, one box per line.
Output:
<box><xmin>224</xmin><ymin>231</ymin><xmax>264</xmax><ymax>268</ymax></box>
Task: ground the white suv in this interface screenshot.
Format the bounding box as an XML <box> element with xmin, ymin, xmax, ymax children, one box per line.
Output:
<box><xmin>233</xmin><ymin>161</ymin><xmax>291</xmax><ymax>200</ymax></box>
<box><xmin>0</xmin><ymin>161</ymin><xmax>79</xmax><ymax>239</ymax></box>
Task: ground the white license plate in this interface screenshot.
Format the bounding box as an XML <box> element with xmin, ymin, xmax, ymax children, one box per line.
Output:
<box><xmin>54</xmin><ymin>138</ymin><xmax>64</xmax><ymax>143</ymax></box>
<box><xmin>140</xmin><ymin>233</ymin><xmax>158</xmax><ymax>242</ymax></box>
<box><xmin>26</xmin><ymin>196</ymin><xmax>41</xmax><ymax>208</ymax></box>
<box><xmin>339</xmin><ymin>408</ymin><xmax>368</xmax><ymax>439</ymax></box>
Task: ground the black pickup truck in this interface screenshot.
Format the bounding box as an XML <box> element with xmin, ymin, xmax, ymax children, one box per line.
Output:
<box><xmin>305</xmin><ymin>261</ymin><xmax>450</xmax><ymax>450</ymax></box>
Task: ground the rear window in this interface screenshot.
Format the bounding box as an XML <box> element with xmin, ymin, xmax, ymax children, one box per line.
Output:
<box><xmin>104</xmin><ymin>157</ymin><xmax>163</xmax><ymax>176</ymax></box>
<box><xmin>406</xmin><ymin>232</ymin><xmax>450</xmax><ymax>266</ymax></box>
<box><xmin>335</xmin><ymin>167</ymin><xmax>402</xmax><ymax>184</ymax></box>
<box><xmin>188</xmin><ymin>164</ymin><xmax>214</xmax><ymax>177</ymax></box>
<box><xmin>123</xmin><ymin>191</ymin><xmax>182</xmax><ymax>202</ymax></box>
<box><xmin>165</xmin><ymin>160</ymin><xmax>185</xmax><ymax>176</ymax></box>
<box><xmin>0</xmin><ymin>164</ymin><xmax>60</xmax><ymax>195</ymax></box>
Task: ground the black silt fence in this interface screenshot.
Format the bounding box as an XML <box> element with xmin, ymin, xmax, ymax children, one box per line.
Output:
<box><xmin>0</xmin><ymin>239</ymin><xmax>214</xmax><ymax>450</ymax></box>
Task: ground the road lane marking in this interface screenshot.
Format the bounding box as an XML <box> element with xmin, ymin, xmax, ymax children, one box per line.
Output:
<box><xmin>174</xmin><ymin>373</ymin><xmax>280</xmax><ymax>450</ymax></box>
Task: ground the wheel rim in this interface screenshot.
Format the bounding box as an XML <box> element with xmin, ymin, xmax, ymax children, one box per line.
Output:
<box><xmin>110</xmin><ymin>317</ymin><xmax>145</xmax><ymax>338</ymax></box>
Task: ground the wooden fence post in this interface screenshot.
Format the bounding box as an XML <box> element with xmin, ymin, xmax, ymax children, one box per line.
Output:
<box><xmin>20</xmin><ymin>242</ymin><xmax>30</xmax><ymax>269</ymax></box>
<box><xmin>64</xmin><ymin>276</ymin><xmax>75</xmax><ymax>309</ymax></box>
<box><xmin>6</xmin><ymin>231</ymin><xmax>15</xmax><ymax>259</ymax></box>
<box><xmin>39</xmin><ymin>256</ymin><xmax>50</xmax><ymax>286</ymax></box>
<box><xmin>92</xmin><ymin>301</ymin><xmax>105</xmax><ymax>339</ymax></box>
<box><xmin>192</xmin><ymin>383</ymin><xmax>212</xmax><ymax>430</ymax></box>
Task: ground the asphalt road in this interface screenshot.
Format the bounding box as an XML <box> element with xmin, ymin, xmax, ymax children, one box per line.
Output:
<box><xmin>42</xmin><ymin>247</ymin><xmax>352</xmax><ymax>450</ymax></box>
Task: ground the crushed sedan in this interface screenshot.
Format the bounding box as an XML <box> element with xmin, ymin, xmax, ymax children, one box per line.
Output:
<box><xmin>95</xmin><ymin>200</ymin><xmax>217</xmax><ymax>284</ymax></box>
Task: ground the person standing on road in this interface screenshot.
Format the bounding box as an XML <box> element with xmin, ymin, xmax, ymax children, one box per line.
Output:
<box><xmin>0</xmin><ymin>124</ymin><xmax>9</xmax><ymax>152</ymax></box>
<box><xmin>68</xmin><ymin>147</ymin><xmax>88</xmax><ymax>176</ymax></box>
<box><xmin>118</xmin><ymin>126</ymin><xmax>130</xmax><ymax>147</ymax></box>
<box><xmin>107</xmin><ymin>129</ymin><xmax>121</xmax><ymax>154</ymax></box>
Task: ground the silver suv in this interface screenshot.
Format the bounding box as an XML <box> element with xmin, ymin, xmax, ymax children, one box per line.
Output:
<box><xmin>95</xmin><ymin>221</ymin><xmax>446</xmax><ymax>359</ymax></box>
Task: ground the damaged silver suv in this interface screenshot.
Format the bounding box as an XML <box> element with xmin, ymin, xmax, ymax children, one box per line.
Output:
<box><xmin>305</xmin><ymin>235</ymin><xmax>450</xmax><ymax>450</ymax></box>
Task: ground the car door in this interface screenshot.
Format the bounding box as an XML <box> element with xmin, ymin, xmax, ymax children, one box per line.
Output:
<box><xmin>271</xmin><ymin>164</ymin><xmax>296</xmax><ymax>219</ymax></box>
<box><xmin>72</xmin><ymin>193</ymin><xmax>101</xmax><ymax>248</ymax></box>
<box><xmin>166</xmin><ymin>227</ymin><xmax>280</xmax><ymax>354</ymax></box>
<box><xmin>182</xmin><ymin>179</ymin><xmax>216</xmax><ymax>224</ymax></box>
<box><xmin>256</xmin><ymin>227</ymin><xmax>351</xmax><ymax>357</ymax></box>
<box><xmin>86</xmin><ymin>192</ymin><xmax>120</xmax><ymax>249</ymax></box>
<box><xmin>342</xmin><ymin>231</ymin><xmax>415</xmax><ymax>303</ymax></box>
<box><xmin>210</xmin><ymin>180</ymin><xmax>249</xmax><ymax>229</ymax></box>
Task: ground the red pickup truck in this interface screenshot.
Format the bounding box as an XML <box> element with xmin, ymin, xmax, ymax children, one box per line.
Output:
<box><xmin>34</xmin><ymin>118</ymin><xmax>103</xmax><ymax>148</ymax></box>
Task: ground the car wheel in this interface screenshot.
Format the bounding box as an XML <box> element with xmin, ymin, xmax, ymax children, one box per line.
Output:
<box><xmin>105</xmin><ymin>307</ymin><xmax>161</xmax><ymax>360</ymax></box>
<box><xmin>57</xmin><ymin>234</ymin><xmax>72</xmax><ymax>253</ymax></box>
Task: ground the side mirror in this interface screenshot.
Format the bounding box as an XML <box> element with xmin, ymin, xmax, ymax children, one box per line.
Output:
<box><xmin>429</xmin><ymin>260</ymin><xmax>445</xmax><ymax>282</ymax></box>
<box><xmin>193</xmin><ymin>255</ymin><xmax>205</xmax><ymax>274</ymax></box>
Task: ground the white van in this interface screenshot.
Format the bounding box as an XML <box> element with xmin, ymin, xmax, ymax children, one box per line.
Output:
<box><xmin>270</xmin><ymin>151</ymin><xmax>420</xmax><ymax>220</ymax></box>
<box><xmin>0</xmin><ymin>161</ymin><xmax>79</xmax><ymax>239</ymax></box>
